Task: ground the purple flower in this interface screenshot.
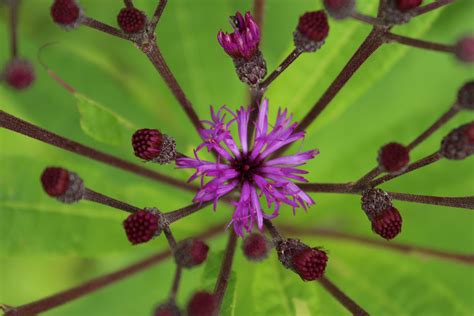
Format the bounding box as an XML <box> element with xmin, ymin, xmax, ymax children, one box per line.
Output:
<box><xmin>217</xmin><ymin>11</ymin><xmax>261</xmax><ymax>60</ymax></box>
<box><xmin>176</xmin><ymin>99</ymin><xmax>318</xmax><ymax>237</ymax></box>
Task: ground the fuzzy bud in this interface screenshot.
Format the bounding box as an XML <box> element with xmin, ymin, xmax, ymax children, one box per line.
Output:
<box><xmin>361</xmin><ymin>188</ymin><xmax>392</xmax><ymax>220</ymax></box>
<box><xmin>233</xmin><ymin>51</ymin><xmax>267</xmax><ymax>87</ymax></box>
<box><xmin>41</xmin><ymin>167</ymin><xmax>84</xmax><ymax>203</ymax></box>
<box><xmin>174</xmin><ymin>238</ymin><xmax>209</xmax><ymax>268</ymax></box>
<box><xmin>371</xmin><ymin>206</ymin><xmax>403</xmax><ymax>240</ymax></box>
<box><xmin>276</xmin><ymin>238</ymin><xmax>328</xmax><ymax>281</ymax></box>
<box><xmin>242</xmin><ymin>233</ymin><xmax>271</xmax><ymax>261</ymax></box>
<box><xmin>117</xmin><ymin>7</ymin><xmax>147</xmax><ymax>34</ymax></box>
<box><xmin>187</xmin><ymin>291</ymin><xmax>216</xmax><ymax>316</ymax></box>
<box><xmin>457</xmin><ymin>81</ymin><xmax>474</xmax><ymax>110</ymax></box>
<box><xmin>123</xmin><ymin>208</ymin><xmax>163</xmax><ymax>244</ymax></box>
<box><xmin>294</xmin><ymin>11</ymin><xmax>329</xmax><ymax>52</ymax></box>
<box><xmin>323</xmin><ymin>0</ymin><xmax>356</xmax><ymax>20</ymax></box>
<box><xmin>382</xmin><ymin>0</ymin><xmax>422</xmax><ymax>25</ymax></box>
<box><xmin>2</xmin><ymin>59</ymin><xmax>35</xmax><ymax>90</ymax></box>
<box><xmin>132</xmin><ymin>129</ymin><xmax>177</xmax><ymax>164</ymax></box>
<box><xmin>455</xmin><ymin>36</ymin><xmax>474</xmax><ymax>63</ymax></box>
<box><xmin>440</xmin><ymin>122</ymin><xmax>474</xmax><ymax>160</ymax></box>
<box><xmin>378</xmin><ymin>142</ymin><xmax>410</xmax><ymax>174</ymax></box>
<box><xmin>50</xmin><ymin>0</ymin><xmax>83</xmax><ymax>29</ymax></box>
<box><xmin>154</xmin><ymin>301</ymin><xmax>181</xmax><ymax>316</ymax></box>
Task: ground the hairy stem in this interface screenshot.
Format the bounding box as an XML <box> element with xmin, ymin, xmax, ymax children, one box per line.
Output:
<box><xmin>3</xmin><ymin>224</ymin><xmax>225</xmax><ymax>316</ymax></box>
<box><xmin>388</xmin><ymin>192</ymin><xmax>474</xmax><ymax>209</ymax></box>
<box><xmin>150</xmin><ymin>0</ymin><xmax>168</xmax><ymax>30</ymax></box>
<box><xmin>169</xmin><ymin>266</ymin><xmax>182</xmax><ymax>301</ymax></box>
<box><xmin>274</xmin><ymin>29</ymin><xmax>384</xmax><ymax>157</ymax></box>
<box><xmin>213</xmin><ymin>231</ymin><xmax>237</xmax><ymax>315</ymax></box>
<box><xmin>281</xmin><ymin>225</ymin><xmax>474</xmax><ymax>265</ymax></box>
<box><xmin>407</xmin><ymin>105</ymin><xmax>459</xmax><ymax>150</ymax></box>
<box><xmin>0</xmin><ymin>111</ymin><xmax>196</xmax><ymax>193</ymax></box>
<box><xmin>370</xmin><ymin>152</ymin><xmax>443</xmax><ymax>187</ymax></box>
<box><xmin>352</xmin><ymin>167</ymin><xmax>382</xmax><ymax>190</ymax></box>
<box><xmin>145</xmin><ymin>44</ymin><xmax>203</xmax><ymax>132</ymax></box>
<box><xmin>413</xmin><ymin>0</ymin><xmax>455</xmax><ymax>17</ymax></box>
<box><xmin>81</xmin><ymin>17</ymin><xmax>131</xmax><ymax>41</ymax></box>
<box><xmin>264</xmin><ymin>219</ymin><xmax>285</xmax><ymax>243</ymax></box>
<box><xmin>165</xmin><ymin>201</ymin><xmax>213</xmax><ymax>223</ymax></box>
<box><xmin>253</xmin><ymin>0</ymin><xmax>265</xmax><ymax>30</ymax></box>
<box><xmin>10</xmin><ymin>0</ymin><xmax>19</xmax><ymax>57</ymax></box>
<box><xmin>351</xmin><ymin>11</ymin><xmax>384</xmax><ymax>26</ymax></box>
<box><xmin>384</xmin><ymin>32</ymin><xmax>455</xmax><ymax>54</ymax></box>
<box><xmin>259</xmin><ymin>48</ymin><xmax>302</xmax><ymax>90</ymax></box>
<box><xmin>319</xmin><ymin>277</ymin><xmax>369</xmax><ymax>316</ymax></box>
<box><xmin>83</xmin><ymin>188</ymin><xmax>141</xmax><ymax>213</ymax></box>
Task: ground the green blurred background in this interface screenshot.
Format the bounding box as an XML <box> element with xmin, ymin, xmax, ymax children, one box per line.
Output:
<box><xmin>1</xmin><ymin>0</ymin><xmax>473</xmax><ymax>315</ymax></box>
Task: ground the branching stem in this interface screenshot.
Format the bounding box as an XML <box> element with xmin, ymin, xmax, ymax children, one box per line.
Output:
<box><xmin>384</xmin><ymin>32</ymin><xmax>455</xmax><ymax>54</ymax></box>
<box><xmin>258</xmin><ymin>48</ymin><xmax>302</xmax><ymax>90</ymax></box>
<box><xmin>81</xmin><ymin>17</ymin><xmax>131</xmax><ymax>41</ymax></box>
<box><xmin>150</xmin><ymin>0</ymin><xmax>168</xmax><ymax>30</ymax></box>
<box><xmin>83</xmin><ymin>188</ymin><xmax>141</xmax><ymax>213</ymax></box>
<box><xmin>213</xmin><ymin>231</ymin><xmax>237</xmax><ymax>315</ymax></box>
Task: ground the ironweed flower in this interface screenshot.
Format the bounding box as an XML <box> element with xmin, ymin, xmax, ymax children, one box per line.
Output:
<box><xmin>177</xmin><ymin>99</ymin><xmax>317</xmax><ymax>236</ymax></box>
<box><xmin>217</xmin><ymin>11</ymin><xmax>260</xmax><ymax>60</ymax></box>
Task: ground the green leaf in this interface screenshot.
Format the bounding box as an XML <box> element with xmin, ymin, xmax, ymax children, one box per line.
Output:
<box><xmin>74</xmin><ymin>93</ymin><xmax>136</xmax><ymax>146</ymax></box>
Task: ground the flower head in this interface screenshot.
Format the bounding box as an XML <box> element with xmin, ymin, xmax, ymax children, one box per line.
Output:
<box><xmin>177</xmin><ymin>99</ymin><xmax>317</xmax><ymax>236</ymax></box>
<box><xmin>217</xmin><ymin>11</ymin><xmax>261</xmax><ymax>60</ymax></box>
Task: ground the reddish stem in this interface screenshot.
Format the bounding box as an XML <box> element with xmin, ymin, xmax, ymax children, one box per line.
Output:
<box><xmin>123</xmin><ymin>0</ymin><xmax>133</xmax><ymax>8</ymax></box>
<box><xmin>10</xmin><ymin>0</ymin><xmax>19</xmax><ymax>58</ymax></box>
<box><xmin>407</xmin><ymin>105</ymin><xmax>459</xmax><ymax>151</ymax></box>
<box><xmin>298</xmin><ymin>182</ymin><xmax>354</xmax><ymax>194</ymax></box>
<box><xmin>413</xmin><ymin>0</ymin><xmax>455</xmax><ymax>17</ymax></box>
<box><xmin>387</xmin><ymin>192</ymin><xmax>474</xmax><ymax>209</ymax></box>
<box><xmin>319</xmin><ymin>277</ymin><xmax>369</xmax><ymax>316</ymax></box>
<box><xmin>259</xmin><ymin>48</ymin><xmax>302</xmax><ymax>90</ymax></box>
<box><xmin>281</xmin><ymin>226</ymin><xmax>474</xmax><ymax>265</ymax></box>
<box><xmin>145</xmin><ymin>44</ymin><xmax>204</xmax><ymax>132</ymax></box>
<box><xmin>213</xmin><ymin>231</ymin><xmax>238</xmax><ymax>314</ymax></box>
<box><xmin>384</xmin><ymin>32</ymin><xmax>456</xmax><ymax>54</ymax></box>
<box><xmin>3</xmin><ymin>224</ymin><xmax>225</xmax><ymax>316</ymax></box>
<box><xmin>264</xmin><ymin>219</ymin><xmax>285</xmax><ymax>243</ymax></box>
<box><xmin>252</xmin><ymin>0</ymin><xmax>265</xmax><ymax>30</ymax></box>
<box><xmin>0</xmin><ymin>111</ymin><xmax>196</xmax><ymax>193</ymax></box>
<box><xmin>370</xmin><ymin>152</ymin><xmax>442</xmax><ymax>187</ymax></box>
<box><xmin>83</xmin><ymin>188</ymin><xmax>141</xmax><ymax>213</ymax></box>
<box><xmin>81</xmin><ymin>17</ymin><xmax>131</xmax><ymax>41</ymax></box>
<box><xmin>169</xmin><ymin>266</ymin><xmax>182</xmax><ymax>301</ymax></box>
<box><xmin>246</xmin><ymin>88</ymin><xmax>264</xmax><ymax>145</ymax></box>
<box><xmin>351</xmin><ymin>11</ymin><xmax>384</xmax><ymax>26</ymax></box>
<box><xmin>165</xmin><ymin>201</ymin><xmax>212</xmax><ymax>223</ymax></box>
<box><xmin>274</xmin><ymin>29</ymin><xmax>384</xmax><ymax>157</ymax></box>
<box><xmin>150</xmin><ymin>0</ymin><xmax>168</xmax><ymax>30</ymax></box>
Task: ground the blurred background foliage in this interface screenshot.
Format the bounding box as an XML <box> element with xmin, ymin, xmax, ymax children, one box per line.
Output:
<box><xmin>0</xmin><ymin>0</ymin><xmax>473</xmax><ymax>315</ymax></box>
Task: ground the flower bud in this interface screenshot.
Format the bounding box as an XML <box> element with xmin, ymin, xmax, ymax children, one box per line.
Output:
<box><xmin>323</xmin><ymin>0</ymin><xmax>356</xmax><ymax>20</ymax></box>
<box><xmin>2</xmin><ymin>59</ymin><xmax>35</xmax><ymax>90</ymax></box>
<box><xmin>371</xmin><ymin>206</ymin><xmax>403</xmax><ymax>240</ymax></box>
<box><xmin>41</xmin><ymin>167</ymin><xmax>84</xmax><ymax>204</ymax></box>
<box><xmin>123</xmin><ymin>208</ymin><xmax>163</xmax><ymax>245</ymax></box>
<box><xmin>132</xmin><ymin>129</ymin><xmax>177</xmax><ymax>164</ymax></box>
<box><xmin>382</xmin><ymin>0</ymin><xmax>422</xmax><ymax>25</ymax></box>
<box><xmin>154</xmin><ymin>300</ymin><xmax>181</xmax><ymax>316</ymax></box>
<box><xmin>50</xmin><ymin>0</ymin><xmax>83</xmax><ymax>29</ymax></box>
<box><xmin>174</xmin><ymin>238</ymin><xmax>209</xmax><ymax>268</ymax></box>
<box><xmin>378</xmin><ymin>142</ymin><xmax>410</xmax><ymax>174</ymax></box>
<box><xmin>187</xmin><ymin>291</ymin><xmax>216</xmax><ymax>316</ymax></box>
<box><xmin>117</xmin><ymin>7</ymin><xmax>147</xmax><ymax>34</ymax></box>
<box><xmin>294</xmin><ymin>11</ymin><xmax>329</xmax><ymax>53</ymax></box>
<box><xmin>457</xmin><ymin>81</ymin><xmax>474</xmax><ymax>110</ymax></box>
<box><xmin>440</xmin><ymin>122</ymin><xmax>474</xmax><ymax>160</ymax></box>
<box><xmin>455</xmin><ymin>36</ymin><xmax>474</xmax><ymax>63</ymax></box>
<box><xmin>242</xmin><ymin>233</ymin><xmax>271</xmax><ymax>261</ymax></box>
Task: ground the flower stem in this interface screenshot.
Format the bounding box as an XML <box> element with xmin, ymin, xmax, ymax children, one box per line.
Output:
<box><xmin>165</xmin><ymin>201</ymin><xmax>213</xmax><ymax>223</ymax></box>
<box><xmin>164</xmin><ymin>227</ymin><xmax>178</xmax><ymax>250</ymax></box>
<box><xmin>259</xmin><ymin>48</ymin><xmax>302</xmax><ymax>90</ymax></box>
<box><xmin>413</xmin><ymin>0</ymin><xmax>455</xmax><ymax>17</ymax></box>
<box><xmin>370</xmin><ymin>151</ymin><xmax>443</xmax><ymax>187</ymax></box>
<box><xmin>387</xmin><ymin>192</ymin><xmax>474</xmax><ymax>209</ymax></box>
<box><xmin>2</xmin><ymin>224</ymin><xmax>225</xmax><ymax>316</ymax></box>
<box><xmin>298</xmin><ymin>182</ymin><xmax>354</xmax><ymax>194</ymax></box>
<box><xmin>350</xmin><ymin>11</ymin><xmax>384</xmax><ymax>26</ymax></box>
<box><xmin>0</xmin><ymin>110</ymin><xmax>196</xmax><ymax>193</ymax></box>
<box><xmin>264</xmin><ymin>219</ymin><xmax>285</xmax><ymax>243</ymax></box>
<box><xmin>252</xmin><ymin>0</ymin><xmax>266</xmax><ymax>30</ymax></box>
<box><xmin>83</xmin><ymin>188</ymin><xmax>141</xmax><ymax>213</ymax></box>
<box><xmin>384</xmin><ymin>32</ymin><xmax>456</xmax><ymax>54</ymax></box>
<box><xmin>297</xmin><ymin>29</ymin><xmax>384</xmax><ymax>132</ymax></box>
<box><xmin>319</xmin><ymin>277</ymin><xmax>369</xmax><ymax>316</ymax></box>
<box><xmin>123</xmin><ymin>0</ymin><xmax>133</xmax><ymax>8</ymax></box>
<box><xmin>149</xmin><ymin>0</ymin><xmax>168</xmax><ymax>30</ymax></box>
<box><xmin>281</xmin><ymin>225</ymin><xmax>474</xmax><ymax>265</ymax></box>
<box><xmin>213</xmin><ymin>231</ymin><xmax>237</xmax><ymax>314</ymax></box>
<box><xmin>145</xmin><ymin>44</ymin><xmax>204</xmax><ymax>132</ymax></box>
<box><xmin>9</xmin><ymin>0</ymin><xmax>19</xmax><ymax>58</ymax></box>
<box><xmin>407</xmin><ymin>105</ymin><xmax>459</xmax><ymax>151</ymax></box>
<box><xmin>169</xmin><ymin>266</ymin><xmax>182</xmax><ymax>301</ymax></box>
<box><xmin>81</xmin><ymin>17</ymin><xmax>131</xmax><ymax>41</ymax></box>
<box><xmin>247</xmin><ymin>88</ymin><xmax>264</xmax><ymax>145</ymax></box>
